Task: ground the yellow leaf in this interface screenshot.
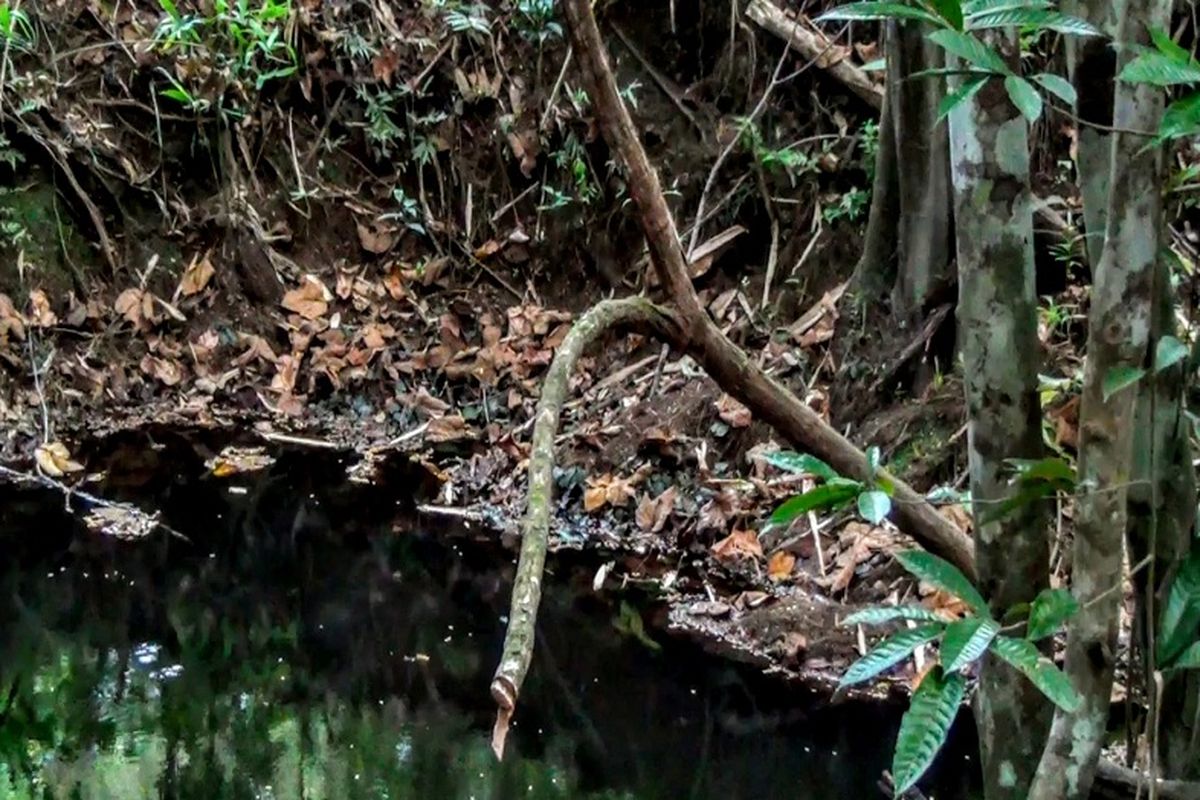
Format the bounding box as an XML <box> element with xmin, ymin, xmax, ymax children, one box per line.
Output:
<box><xmin>35</xmin><ymin>442</ymin><xmax>84</xmax><ymax>477</ymax></box>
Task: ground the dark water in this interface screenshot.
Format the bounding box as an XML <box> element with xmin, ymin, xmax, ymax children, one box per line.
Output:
<box><xmin>0</xmin><ymin>432</ymin><xmax>979</xmax><ymax>799</ymax></box>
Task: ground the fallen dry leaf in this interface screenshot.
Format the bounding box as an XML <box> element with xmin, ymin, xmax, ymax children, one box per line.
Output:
<box><xmin>426</xmin><ymin>414</ymin><xmax>476</xmax><ymax>443</ymax></box>
<box><xmin>35</xmin><ymin>442</ymin><xmax>84</xmax><ymax>477</ymax></box>
<box><xmin>768</xmin><ymin>550</ymin><xmax>797</xmax><ymax>582</ymax></box>
<box><xmin>177</xmin><ymin>252</ymin><xmax>216</xmax><ymax>297</ymax></box>
<box><xmin>281</xmin><ymin>276</ymin><xmax>331</xmax><ymax>320</ymax></box>
<box><xmin>584</xmin><ymin>473</ymin><xmax>638</xmax><ymax>512</ymax></box>
<box><xmin>140</xmin><ymin>354</ymin><xmax>183</xmax><ymax>386</ymax></box>
<box><xmin>716</xmin><ymin>394</ymin><xmax>752</xmax><ymax>428</ymax></box>
<box><xmin>711</xmin><ymin>528</ymin><xmax>764</xmax><ymax>562</ymax></box>
<box><xmin>27</xmin><ymin>289</ymin><xmax>58</xmax><ymax>328</ymax></box>
<box><xmin>356</xmin><ymin>220</ymin><xmax>399</xmax><ymax>254</ymax></box>
<box><xmin>635</xmin><ymin>486</ymin><xmax>677</xmax><ymax>532</ymax></box>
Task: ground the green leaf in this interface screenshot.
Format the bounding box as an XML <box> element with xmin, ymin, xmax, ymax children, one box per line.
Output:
<box><xmin>1119</xmin><ymin>50</ymin><xmax>1200</xmax><ymax>87</ymax></box>
<box><xmin>769</xmin><ymin>481</ymin><xmax>861</xmax><ymax>526</ymax></box>
<box><xmin>1005</xmin><ymin>75</ymin><xmax>1043</xmax><ymax>122</ymax></box>
<box><xmin>1102</xmin><ymin>365</ymin><xmax>1147</xmax><ymax>401</ymax></box>
<box><xmin>816</xmin><ymin>2</ymin><xmax>947</xmax><ymax>26</ymax></box>
<box><xmin>1026</xmin><ymin>588</ymin><xmax>1079</xmax><ymax>640</ymax></box>
<box><xmin>866</xmin><ymin>445</ymin><xmax>883</xmax><ymax>477</ymax></box>
<box><xmin>1031</xmin><ymin>73</ymin><xmax>1077</xmax><ymax>106</ymax></box>
<box><xmin>937</xmin><ymin>75</ymin><xmax>989</xmax><ymax>120</ymax></box>
<box><xmin>928</xmin><ymin>28</ymin><xmax>1011</xmax><ymax>74</ymax></box>
<box><xmin>1006</xmin><ymin>456</ymin><xmax>1076</xmax><ymax>487</ymax></box>
<box><xmin>1166</xmin><ymin>640</ymin><xmax>1200</xmax><ymax>671</ymax></box>
<box><xmin>927</xmin><ymin>0</ymin><xmax>964</xmax><ymax>30</ymax></box>
<box><xmin>1158</xmin><ymin>552</ymin><xmax>1200</xmax><ymax>665</ymax></box>
<box><xmin>991</xmin><ymin>635</ymin><xmax>1082</xmax><ymax>711</ymax></box>
<box><xmin>978</xmin><ymin>483</ymin><xmax>1055</xmax><ymax>525</ymax></box>
<box><xmin>1149</xmin><ymin>27</ymin><xmax>1194</xmax><ymax>65</ymax></box>
<box><xmin>1155</xmin><ymin>335</ymin><xmax>1189</xmax><ymax>373</ymax></box>
<box><xmin>891</xmin><ymin>667</ymin><xmax>967</xmax><ymax>795</ymax></box>
<box><xmin>967</xmin><ymin>8</ymin><xmax>1101</xmax><ymax>36</ymax></box>
<box><xmin>963</xmin><ymin>0</ymin><xmax>1051</xmax><ymax>14</ymax></box>
<box><xmin>1157</xmin><ymin>93</ymin><xmax>1200</xmax><ymax>143</ymax></box>
<box><xmin>840</xmin><ymin>624</ymin><xmax>945</xmax><ymax>688</ymax></box>
<box><xmin>941</xmin><ymin>616</ymin><xmax>1000</xmax><ymax>672</ymax></box>
<box><xmin>762</xmin><ymin>451</ymin><xmax>840</xmax><ymax>481</ymax></box>
<box><xmin>842</xmin><ymin>605</ymin><xmax>947</xmax><ymax>626</ymax></box>
<box><xmin>858</xmin><ymin>489</ymin><xmax>893</xmax><ymax>524</ymax></box>
<box><xmin>896</xmin><ymin>550</ymin><xmax>989</xmax><ymax>614</ymax></box>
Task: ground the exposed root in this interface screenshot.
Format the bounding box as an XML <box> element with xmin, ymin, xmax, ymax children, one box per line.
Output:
<box><xmin>489</xmin><ymin>296</ymin><xmax>683</xmax><ymax>758</ymax></box>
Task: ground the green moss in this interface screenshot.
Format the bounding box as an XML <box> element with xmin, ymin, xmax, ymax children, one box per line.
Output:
<box><xmin>0</xmin><ymin>170</ymin><xmax>95</xmax><ymax>295</ymax></box>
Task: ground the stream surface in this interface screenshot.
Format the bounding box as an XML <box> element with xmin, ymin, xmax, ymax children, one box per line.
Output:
<box><xmin>0</xmin><ymin>432</ymin><xmax>980</xmax><ymax>799</ymax></box>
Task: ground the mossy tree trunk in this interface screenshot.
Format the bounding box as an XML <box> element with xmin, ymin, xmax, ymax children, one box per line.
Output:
<box><xmin>946</xmin><ymin>33</ymin><xmax>1050</xmax><ymax>800</ymax></box>
<box><xmin>1028</xmin><ymin>0</ymin><xmax>1174</xmax><ymax>796</ymax></box>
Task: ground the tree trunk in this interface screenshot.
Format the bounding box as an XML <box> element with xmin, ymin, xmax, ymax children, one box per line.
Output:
<box><xmin>851</xmin><ymin>20</ymin><xmax>954</xmax><ymax>320</ymax></box>
<box><xmin>946</xmin><ymin>35</ymin><xmax>1051</xmax><ymax>800</ymax></box>
<box><xmin>888</xmin><ymin>20</ymin><xmax>954</xmax><ymax>320</ymax></box>
<box><xmin>1029</xmin><ymin>1</ymin><xmax>1173</xmax><ymax>797</ymax></box>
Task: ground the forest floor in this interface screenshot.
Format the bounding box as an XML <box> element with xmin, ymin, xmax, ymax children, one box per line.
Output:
<box><xmin>0</xmin><ymin>0</ymin><xmax>1101</xmax><ymax>699</ymax></box>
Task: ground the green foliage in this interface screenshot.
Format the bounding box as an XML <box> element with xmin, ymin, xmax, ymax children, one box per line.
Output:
<box><xmin>1025</xmin><ymin>588</ymin><xmax>1079</xmax><ymax>640</ymax></box>
<box><xmin>514</xmin><ymin>0</ymin><xmax>562</xmax><ymax>44</ymax></box>
<box><xmin>1158</xmin><ymin>551</ymin><xmax>1200</xmax><ymax>667</ymax></box>
<box><xmin>989</xmin><ymin>635</ymin><xmax>1082</xmax><ymax>710</ymax></box>
<box><xmin>979</xmin><ymin>456</ymin><xmax>1075</xmax><ymax>524</ymax></box>
<box><xmin>891</xmin><ymin>668</ymin><xmax>966</xmax><ymax>794</ymax></box>
<box><xmin>895</xmin><ymin>550</ymin><xmax>988</xmax><ymax>613</ymax></box>
<box><xmin>0</xmin><ymin>1</ymin><xmax>36</xmax><ymax>52</ymax></box>
<box><xmin>442</xmin><ymin>2</ymin><xmax>493</xmax><ymax>38</ymax></box>
<box><xmin>1120</xmin><ymin>28</ymin><xmax>1200</xmax><ymax>143</ymax></box>
<box><xmin>763</xmin><ymin>448</ymin><xmax>893</xmax><ymax>528</ymax></box>
<box><xmin>840</xmin><ymin>624</ymin><xmax>945</xmax><ymax>688</ymax></box>
<box><xmin>153</xmin><ymin>0</ymin><xmax>297</xmax><ymax>115</ymax></box>
<box><xmin>819</xmin><ymin>0</ymin><xmax>1098</xmax><ymax>122</ymax></box>
<box><xmin>839</xmin><ymin>549</ymin><xmax>1082</xmax><ymax>792</ymax></box>
<box><xmin>1155</xmin><ymin>335</ymin><xmax>1189</xmax><ymax>373</ymax></box>
<box><xmin>380</xmin><ymin>188</ymin><xmax>426</xmax><ymax>235</ymax></box>
<box><xmin>940</xmin><ymin>616</ymin><xmax>1000</xmax><ymax>672</ymax></box>
<box><xmin>842</xmin><ymin>606</ymin><xmax>948</xmax><ymax>626</ymax></box>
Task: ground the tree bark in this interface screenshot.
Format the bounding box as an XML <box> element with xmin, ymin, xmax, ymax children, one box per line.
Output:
<box><xmin>946</xmin><ymin>35</ymin><xmax>1051</xmax><ymax>799</ymax></box>
<box><xmin>851</xmin><ymin>85</ymin><xmax>899</xmax><ymax>300</ymax></box>
<box><xmin>887</xmin><ymin>20</ymin><xmax>954</xmax><ymax>320</ymax></box>
<box><xmin>491</xmin><ymin>296</ymin><xmax>685</xmax><ymax>758</ymax></box>
<box><xmin>1028</xmin><ymin>1</ymin><xmax>1173</xmax><ymax>797</ymax></box>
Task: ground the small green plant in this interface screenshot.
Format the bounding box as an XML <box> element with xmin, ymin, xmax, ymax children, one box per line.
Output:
<box><xmin>736</xmin><ymin>118</ymin><xmax>818</xmax><ymax>183</ymax></box>
<box><xmin>1157</xmin><ymin>551</ymin><xmax>1200</xmax><ymax>672</ymax></box>
<box><xmin>153</xmin><ymin>0</ymin><xmax>297</xmax><ymax>114</ymax></box>
<box><xmin>823</xmin><ymin>187</ymin><xmax>870</xmax><ymax>224</ymax></box>
<box><xmin>514</xmin><ymin>0</ymin><xmax>562</xmax><ymax>44</ymax></box>
<box><xmin>356</xmin><ymin>86</ymin><xmax>407</xmax><ymax>159</ymax></box>
<box><xmin>816</xmin><ymin>0</ymin><xmax>1100</xmax><ymax>123</ymax></box>
<box><xmin>842</xmin><ymin>550</ymin><xmax>1082</xmax><ymax>794</ymax></box>
<box><xmin>441</xmin><ymin>2</ymin><xmax>492</xmax><ymax>39</ymax></box>
<box><xmin>0</xmin><ymin>1</ymin><xmax>36</xmax><ymax>52</ymax></box>
<box><xmin>379</xmin><ymin>188</ymin><xmax>425</xmax><ymax>235</ymax></box>
<box><xmin>1118</xmin><ymin>28</ymin><xmax>1200</xmax><ymax>144</ymax></box>
<box><xmin>539</xmin><ymin>132</ymin><xmax>599</xmax><ymax>211</ymax></box>
<box><xmin>763</xmin><ymin>447</ymin><xmax>895</xmax><ymax>527</ymax></box>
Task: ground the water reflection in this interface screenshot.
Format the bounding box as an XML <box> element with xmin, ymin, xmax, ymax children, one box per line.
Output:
<box><xmin>0</xmin><ymin>434</ymin><xmax>978</xmax><ymax>799</ymax></box>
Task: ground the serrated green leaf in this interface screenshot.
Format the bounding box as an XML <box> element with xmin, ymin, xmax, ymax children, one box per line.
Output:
<box><xmin>1005</xmin><ymin>75</ymin><xmax>1043</xmax><ymax>121</ymax></box>
<box><xmin>1102</xmin><ymin>365</ymin><xmax>1147</xmax><ymax>401</ymax></box>
<box><xmin>1155</xmin><ymin>336</ymin><xmax>1189</xmax><ymax>373</ymax></box>
<box><xmin>1158</xmin><ymin>552</ymin><xmax>1200</xmax><ymax>665</ymax></box>
<box><xmin>938</xmin><ymin>75</ymin><xmax>990</xmax><ymax>120</ymax></box>
<box><xmin>840</xmin><ymin>624</ymin><xmax>945</xmax><ymax>688</ymax></box>
<box><xmin>896</xmin><ymin>550</ymin><xmax>989</xmax><ymax>614</ymax></box>
<box><xmin>842</xmin><ymin>605</ymin><xmax>947</xmax><ymax>626</ymax></box>
<box><xmin>858</xmin><ymin>489</ymin><xmax>892</xmax><ymax>524</ymax></box>
<box><xmin>1166</xmin><ymin>641</ymin><xmax>1200</xmax><ymax>671</ymax></box>
<box><xmin>1026</xmin><ymin>588</ymin><xmax>1079</xmax><ymax>640</ymax></box>
<box><xmin>941</xmin><ymin>616</ymin><xmax>1000</xmax><ymax>672</ymax></box>
<box><xmin>892</xmin><ymin>667</ymin><xmax>967</xmax><ymax>794</ymax></box>
<box><xmin>769</xmin><ymin>482</ymin><xmax>861</xmax><ymax>526</ymax></box>
<box><xmin>967</xmin><ymin>8</ymin><xmax>1100</xmax><ymax>35</ymax></box>
<box><xmin>762</xmin><ymin>451</ymin><xmax>840</xmax><ymax>481</ymax></box>
<box><xmin>1120</xmin><ymin>50</ymin><xmax>1200</xmax><ymax>87</ymax></box>
<box><xmin>1031</xmin><ymin>73</ymin><xmax>1076</xmax><ymax>106</ymax></box>
<box><xmin>926</xmin><ymin>0</ymin><xmax>964</xmax><ymax>30</ymax></box>
<box><xmin>929</xmin><ymin>28</ymin><xmax>1011</xmax><ymax>73</ymax></box>
<box><xmin>816</xmin><ymin>2</ymin><xmax>947</xmax><ymax>26</ymax></box>
<box><xmin>991</xmin><ymin>635</ymin><xmax>1082</xmax><ymax>711</ymax></box>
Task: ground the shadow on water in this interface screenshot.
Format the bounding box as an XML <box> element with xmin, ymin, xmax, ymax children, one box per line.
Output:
<box><xmin>0</xmin><ymin>431</ymin><xmax>981</xmax><ymax>799</ymax></box>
